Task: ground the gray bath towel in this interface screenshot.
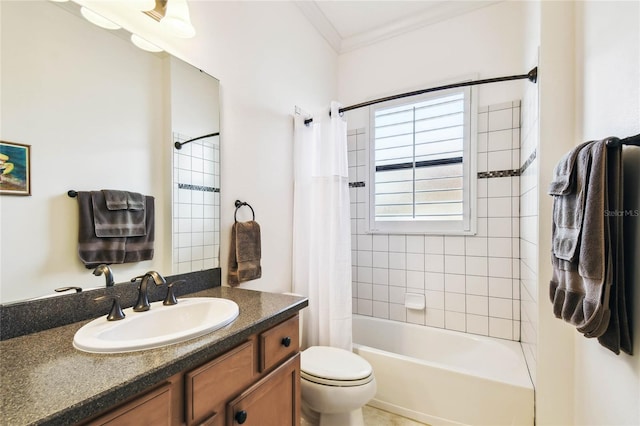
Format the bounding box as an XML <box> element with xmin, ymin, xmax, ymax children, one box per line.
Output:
<box><xmin>549</xmin><ymin>140</ymin><xmax>609</xmax><ymax>336</ymax></box>
<box><xmin>549</xmin><ymin>137</ymin><xmax>632</xmax><ymax>355</ymax></box>
<box><xmin>595</xmin><ymin>143</ymin><xmax>632</xmax><ymax>354</ymax></box>
<box><xmin>103</xmin><ymin>190</ymin><xmax>145</xmax><ymax>211</ymax></box>
<box><xmin>228</xmin><ymin>220</ymin><xmax>262</xmax><ymax>286</ymax></box>
<box><xmin>77</xmin><ymin>191</ymin><xmax>126</xmax><ymax>266</ymax></box>
<box><xmin>123</xmin><ymin>196</ymin><xmax>155</xmax><ymax>263</ymax></box>
<box><xmin>92</xmin><ymin>190</ymin><xmax>146</xmax><ymax>237</ymax></box>
<box><xmin>76</xmin><ymin>192</ymin><xmax>155</xmax><ymax>268</ymax></box>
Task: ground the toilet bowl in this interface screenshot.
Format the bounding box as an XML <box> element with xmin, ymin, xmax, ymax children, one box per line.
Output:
<box><xmin>300</xmin><ymin>345</ymin><xmax>377</xmax><ymax>426</ymax></box>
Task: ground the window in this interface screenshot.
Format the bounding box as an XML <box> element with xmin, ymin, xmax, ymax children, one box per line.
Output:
<box><xmin>369</xmin><ymin>87</ymin><xmax>476</xmax><ymax>234</ymax></box>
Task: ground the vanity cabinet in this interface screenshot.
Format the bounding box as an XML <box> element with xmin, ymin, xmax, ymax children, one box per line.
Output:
<box><xmin>81</xmin><ymin>315</ymin><xmax>300</xmax><ymax>426</ymax></box>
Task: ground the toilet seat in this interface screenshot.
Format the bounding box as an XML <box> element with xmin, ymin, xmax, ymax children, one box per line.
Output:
<box><xmin>301</xmin><ymin>346</ymin><xmax>374</xmax><ymax>387</ymax></box>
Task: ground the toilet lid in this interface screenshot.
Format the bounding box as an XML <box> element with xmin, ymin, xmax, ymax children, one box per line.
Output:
<box><xmin>301</xmin><ymin>346</ymin><xmax>373</xmax><ymax>383</ymax></box>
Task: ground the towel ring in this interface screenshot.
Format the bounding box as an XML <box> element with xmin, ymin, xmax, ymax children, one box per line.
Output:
<box><xmin>234</xmin><ymin>200</ymin><xmax>255</xmax><ymax>223</ymax></box>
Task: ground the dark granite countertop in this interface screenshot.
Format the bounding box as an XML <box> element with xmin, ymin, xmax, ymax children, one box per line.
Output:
<box><xmin>0</xmin><ymin>287</ymin><xmax>307</xmax><ymax>426</ymax></box>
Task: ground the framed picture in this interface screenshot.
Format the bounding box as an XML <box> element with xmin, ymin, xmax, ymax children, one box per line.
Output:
<box><xmin>0</xmin><ymin>140</ymin><xmax>31</xmax><ymax>196</ymax></box>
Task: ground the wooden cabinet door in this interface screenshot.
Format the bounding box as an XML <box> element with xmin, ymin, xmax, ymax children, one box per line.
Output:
<box><xmin>86</xmin><ymin>383</ymin><xmax>172</xmax><ymax>426</ymax></box>
<box><xmin>226</xmin><ymin>354</ymin><xmax>300</xmax><ymax>426</ymax></box>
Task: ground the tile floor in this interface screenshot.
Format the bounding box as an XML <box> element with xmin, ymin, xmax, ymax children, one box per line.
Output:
<box><xmin>301</xmin><ymin>405</ymin><xmax>429</xmax><ymax>426</ymax></box>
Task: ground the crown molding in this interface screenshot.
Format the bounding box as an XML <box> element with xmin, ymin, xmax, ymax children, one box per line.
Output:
<box><xmin>297</xmin><ymin>0</ymin><xmax>502</xmax><ymax>55</ymax></box>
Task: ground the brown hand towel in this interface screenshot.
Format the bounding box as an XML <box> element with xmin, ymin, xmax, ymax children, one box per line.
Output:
<box><xmin>228</xmin><ymin>220</ymin><xmax>262</xmax><ymax>286</ymax></box>
<box><xmin>92</xmin><ymin>190</ymin><xmax>146</xmax><ymax>237</ymax></box>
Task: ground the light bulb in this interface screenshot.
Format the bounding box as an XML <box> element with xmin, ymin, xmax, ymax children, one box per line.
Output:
<box><xmin>80</xmin><ymin>7</ymin><xmax>121</xmax><ymax>30</ymax></box>
<box><xmin>161</xmin><ymin>0</ymin><xmax>196</xmax><ymax>38</ymax></box>
<box><xmin>130</xmin><ymin>34</ymin><xmax>163</xmax><ymax>53</ymax></box>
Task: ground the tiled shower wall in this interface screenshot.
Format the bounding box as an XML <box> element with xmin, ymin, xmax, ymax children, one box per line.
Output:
<box><xmin>519</xmin><ymin>82</ymin><xmax>540</xmax><ymax>383</ymax></box>
<box><xmin>172</xmin><ymin>132</ymin><xmax>220</xmax><ymax>273</ymax></box>
<box><xmin>349</xmin><ymin>101</ymin><xmax>523</xmax><ymax>341</ymax></box>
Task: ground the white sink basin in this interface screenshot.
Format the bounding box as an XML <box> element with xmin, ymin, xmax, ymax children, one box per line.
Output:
<box><xmin>73</xmin><ymin>297</ymin><xmax>239</xmax><ymax>354</ymax></box>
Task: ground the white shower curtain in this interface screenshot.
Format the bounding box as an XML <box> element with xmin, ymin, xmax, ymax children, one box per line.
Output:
<box><xmin>293</xmin><ymin>101</ymin><xmax>352</xmax><ymax>351</ymax></box>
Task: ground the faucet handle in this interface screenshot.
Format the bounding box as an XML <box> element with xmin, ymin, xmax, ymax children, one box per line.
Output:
<box><xmin>94</xmin><ymin>295</ymin><xmax>126</xmax><ymax>321</ymax></box>
<box><xmin>163</xmin><ymin>280</ymin><xmax>185</xmax><ymax>306</ymax></box>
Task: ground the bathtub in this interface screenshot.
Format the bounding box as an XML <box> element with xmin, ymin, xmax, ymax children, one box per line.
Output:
<box><xmin>352</xmin><ymin>315</ymin><xmax>534</xmax><ymax>426</ymax></box>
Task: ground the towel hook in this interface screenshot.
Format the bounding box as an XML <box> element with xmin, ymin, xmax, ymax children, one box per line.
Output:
<box><xmin>234</xmin><ymin>200</ymin><xmax>255</xmax><ymax>223</ymax></box>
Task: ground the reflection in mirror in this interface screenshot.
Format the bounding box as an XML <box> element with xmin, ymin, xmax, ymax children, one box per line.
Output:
<box><xmin>0</xmin><ymin>0</ymin><xmax>220</xmax><ymax>303</ymax></box>
<box><xmin>170</xmin><ymin>57</ymin><xmax>220</xmax><ymax>273</ymax></box>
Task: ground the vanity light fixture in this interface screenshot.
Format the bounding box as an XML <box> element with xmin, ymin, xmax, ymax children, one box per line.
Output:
<box><xmin>80</xmin><ymin>6</ymin><xmax>121</xmax><ymax>30</ymax></box>
<box><xmin>130</xmin><ymin>0</ymin><xmax>156</xmax><ymax>12</ymax></box>
<box><xmin>160</xmin><ymin>0</ymin><xmax>196</xmax><ymax>38</ymax></box>
<box><xmin>130</xmin><ymin>33</ymin><xmax>163</xmax><ymax>52</ymax></box>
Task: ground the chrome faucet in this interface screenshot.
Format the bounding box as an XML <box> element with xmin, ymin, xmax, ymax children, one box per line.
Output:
<box><xmin>93</xmin><ymin>264</ymin><xmax>114</xmax><ymax>287</ymax></box>
<box><xmin>130</xmin><ymin>271</ymin><xmax>166</xmax><ymax>312</ymax></box>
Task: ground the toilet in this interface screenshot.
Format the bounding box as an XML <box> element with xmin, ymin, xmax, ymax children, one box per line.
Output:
<box><xmin>283</xmin><ymin>292</ymin><xmax>377</xmax><ymax>425</ymax></box>
<box><xmin>300</xmin><ymin>345</ymin><xmax>377</xmax><ymax>426</ymax></box>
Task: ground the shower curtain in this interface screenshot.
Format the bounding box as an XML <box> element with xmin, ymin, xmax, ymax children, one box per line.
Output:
<box><xmin>293</xmin><ymin>101</ymin><xmax>353</xmax><ymax>351</ymax></box>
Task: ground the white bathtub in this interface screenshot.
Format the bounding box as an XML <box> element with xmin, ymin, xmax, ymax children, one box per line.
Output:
<box><xmin>352</xmin><ymin>315</ymin><xmax>534</xmax><ymax>426</ymax></box>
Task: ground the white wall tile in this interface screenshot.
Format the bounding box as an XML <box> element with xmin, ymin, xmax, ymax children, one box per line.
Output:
<box><xmin>425</xmin><ymin>290</ymin><xmax>445</xmax><ymax>310</ymax></box>
<box><xmin>466</xmin><ymin>256</ymin><xmax>488</xmax><ymax>276</ymax></box>
<box><xmin>389</xmin><ymin>252</ymin><xmax>407</xmax><ymax>270</ymax></box>
<box><xmin>406</xmin><ymin>270</ymin><xmax>425</xmax><ymax>289</ymax></box>
<box><xmin>488</xmin><ymin>237</ymin><xmax>512</xmax><ymax>258</ymax></box>
<box><xmin>389</xmin><ymin>286</ymin><xmax>405</xmax><ymax>304</ymax></box>
<box><xmin>425</xmin><ymin>272</ymin><xmax>445</xmax><ymax>291</ymax></box>
<box><xmin>444</xmin><ymin>236</ymin><xmax>465</xmax><ymax>255</ymax></box>
<box><xmin>358</xmin><ymin>234</ymin><xmax>373</xmax><ymax>251</ymax></box>
<box><xmin>425</xmin><ymin>236</ymin><xmax>444</xmax><ymax>254</ymax></box>
<box><xmin>373</xmin><ymin>235</ymin><xmax>389</xmax><ymax>251</ymax></box>
<box><xmin>373</xmin><ymin>285</ymin><xmax>389</xmax><ymax>302</ymax></box>
<box><xmin>488</xmin><ymin>108</ymin><xmax>512</xmax><ymax>131</ymax></box>
<box><xmin>466</xmin><ymin>275</ymin><xmax>488</xmax><ymax>296</ymax></box>
<box><xmin>466</xmin><ymin>314</ymin><xmax>489</xmax><ymax>336</ymax></box>
<box><xmin>466</xmin><ymin>295</ymin><xmax>489</xmax><ymax>316</ymax></box>
<box><xmin>425</xmin><ymin>254</ymin><xmax>444</xmax><ymax>272</ymax></box>
<box><xmin>372</xmin><ymin>267</ymin><xmax>389</xmax><ymax>285</ymax></box>
<box><xmin>425</xmin><ymin>308</ymin><xmax>444</xmax><ymax>328</ymax></box>
<box><xmin>444</xmin><ymin>273</ymin><xmax>465</xmax><ymax>293</ymax></box>
<box><xmin>389</xmin><ymin>304</ymin><xmax>407</xmax><ymax>322</ymax></box>
<box><xmin>445</xmin><ymin>311</ymin><xmax>466</xmax><ymax>332</ymax></box>
<box><xmin>489</xmin><ymin>297</ymin><xmax>513</xmax><ymax>319</ymax></box>
<box><xmin>488</xmin><ymin>129</ymin><xmax>512</xmax><ymax>152</ymax></box>
<box><xmin>445</xmin><ymin>255</ymin><xmax>465</xmax><ymax>274</ymax></box>
<box><xmin>407</xmin><ymin>253</ymin><xmax>425</xmax><ymax>271</ymax></box>
<box><xmin>445</xmin><ymin>292</ymin><xmax>466</xmax><ymax>312</ymax></box>
<box><xmin>389</xmin><ymin>235</ymin><xmax>406</xmax><ymax>252</ymax></box>
<box><xmin>407</xmin><ymin>235</ymin><xmax>425</xmax><ymax>253</ymax></box>
<box><xmin>389</xmin><ymin>269</ymin><xmax>406</xmax><ymax>287</ymax></box>
<box><xmin>372</xmin><ymin>251</ymin><xmax>389</xmax><ymax>269</ymax></box>
<box><xmin>372</xmin><ymin>301</ymin><xmax>389</xmax><ymax>319</ymax></box>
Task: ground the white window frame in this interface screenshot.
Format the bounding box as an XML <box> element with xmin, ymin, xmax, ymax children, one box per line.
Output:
<box><xmin>368</xmin><ymin>86</ymin><xmax>477</xmax><ymax>235</ymax></box>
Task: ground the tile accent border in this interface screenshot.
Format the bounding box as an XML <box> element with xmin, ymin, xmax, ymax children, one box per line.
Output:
<box><xmin>477</xmin><ymin>149</ymin><xmax>537</xmax><ymax>179</ymax></box>
<box><xmin>178</xmin><ymin>183</ymin><xmax>220</xmax><ymax>193</ymax></box>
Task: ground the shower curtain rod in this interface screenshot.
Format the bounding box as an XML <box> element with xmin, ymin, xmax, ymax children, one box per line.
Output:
<box><xmin>174</xmin><ymin>132</ymin><xmax>220</xmax><ymax>150</ymax></box>
<box><xmin>304</xmin><ymin>67</ymin><xmax>538</xmax><ymax>125</ymax></box>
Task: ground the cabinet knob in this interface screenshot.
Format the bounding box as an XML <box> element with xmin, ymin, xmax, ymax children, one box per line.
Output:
<box><xmin>235</xmin><ymin>410</ymin><xmax>248</xmax><ymax>424</ymax></box>
<box><xmin>281</xmin><ymin>336</ymin><xmax>292</xmax><ymax>347</ymax></box>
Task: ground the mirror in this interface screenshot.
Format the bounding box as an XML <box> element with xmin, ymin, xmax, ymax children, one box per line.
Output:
<box><xmin>0</xmin><ymin>1</ymin><xmax>220</xmax><ymax>303</ymax></box>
